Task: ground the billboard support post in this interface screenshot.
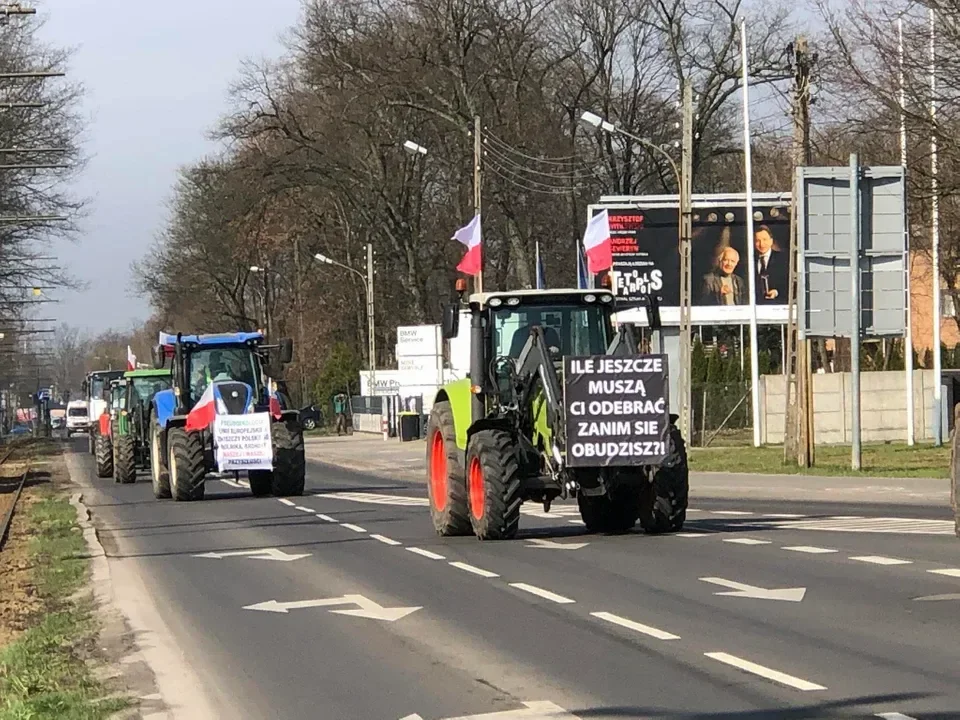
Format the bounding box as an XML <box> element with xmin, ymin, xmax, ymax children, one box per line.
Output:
<box><xmin>740</xmin><ymin>19</ymin><xmax>762</xmax><ymax>448</ymax></box>
<box><xmin>849</xmin><ymin>155</ymin><xmax>862</xmax><ymax>471</ymax></box>
<box><xmin>678</xmin><ymin>82</ymin><xmax>694</xmax><ymax>440</ymax></box>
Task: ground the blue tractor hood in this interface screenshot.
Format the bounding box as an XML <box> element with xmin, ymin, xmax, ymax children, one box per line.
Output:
<box><xmin>211</xmin><ymin>380</ymin><xmax>255</xmax><ymax>415</ymax></box>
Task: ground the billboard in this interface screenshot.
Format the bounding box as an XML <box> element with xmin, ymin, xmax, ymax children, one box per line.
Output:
<box><xmin>592</xmin><ymin>195</ymin><xmax>792</xmax><ymax>325</ymax></box>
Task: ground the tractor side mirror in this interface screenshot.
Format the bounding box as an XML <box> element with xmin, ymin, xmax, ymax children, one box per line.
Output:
<box><xmin>151</xmin><ymin>345</ymin><xmax>165</xmax><ymax>369</ymax></box>
<box><xmin>279</xmin><ymin>337</ymin><xmax>294</xmax><ymax>365</ymax></box>
<box><xmin>441</xmin><ymin>303</ymin><xmax>460</xmax><ymax>340</ymax></box>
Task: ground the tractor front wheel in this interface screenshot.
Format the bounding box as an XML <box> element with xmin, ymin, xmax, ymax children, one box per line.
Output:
<box><xmin>149</xmin><ymin>413</ymin><xmax>171</xmax><ymax>499</ymax></box>
<box><xmin>114</xmin><ymin>434</ymin><xmax>137</xmax><ymax>484</ymax></box>
<box><xmin>168</xmin><ymin>427</ymin><xmax>205</xmax><ymax>501</ymax></box>
<box><xmin>464</xmin><ymin>428</ymin><xmax>522</xmax><ymax>540</ymax></box>
<box><xmin>424</xmin><ymin>401</ymin><xmax>470</xmax><ymax>536</ymax></box>
<box><xmin>248</xmin><ymin>470</ymin><xmax>273</xmax><ymax>497</ymax></box>
<box><xmin>270</xmin><ymin>418</ymin><xmax>305</xmax><ymax>497</ymax></box>
<box><xmin>95</xmin><ymin>433</ymin><xmax>113</xmax><ymax>478</ymax></box>
<box><xmin>639</xmin><ymin>423</ymin><xmax>689</xmax><ymax>534</ymax></box>
<box><xmin>577</xmin><ymin>486</ymin><xmax>642</xmax><ymax>534</ymax></box>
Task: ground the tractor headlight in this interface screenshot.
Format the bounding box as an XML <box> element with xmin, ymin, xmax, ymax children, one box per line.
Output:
<box><xmin>488</xmin><ymin>297</ymin><xmax>502</xmax><ymax>307</ymax></box>
<box><xmin>506</xmin><ymin>297</ymin><xmax>520</xmax><ymax>306</ymax></box>
<box><xmin>599</xmin><ymin>294</ymin><xmax>613</xmax><ymax>303</ymax></box>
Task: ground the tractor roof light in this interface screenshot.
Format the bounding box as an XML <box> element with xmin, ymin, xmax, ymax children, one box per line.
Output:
<box><xmin>488</xmin><ymin>297</ymin><xmax>502</xmax><ymax>307</ymax></box>
<box><xmin>506</xmin><ymin>297</ymin><xmax>520</xmax><ymax>306</ymax></box>
<box><xmin>455</xmin><ymin>278</ymin><xmax>467</xmax><ymax>293</ymax></box>
<box><xmin>584</xmin><ymin>293</ymin><xmax>596</xmax><ymax>303</ymax></box>
<box><xmin>599</xmin><ymin>294</ymin><xmax>613</xmax><ymax>303</ymax></box>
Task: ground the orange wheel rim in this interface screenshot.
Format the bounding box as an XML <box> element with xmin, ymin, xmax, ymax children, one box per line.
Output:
<box><xmin>468</xmin><ymin>456</ymin><xmax>484</xmax><ymax>519</ymax></box>
<box><xmin>429</xmin><ymin>430</ymin><xmax>447</xmax><ymax>511</ymax></box>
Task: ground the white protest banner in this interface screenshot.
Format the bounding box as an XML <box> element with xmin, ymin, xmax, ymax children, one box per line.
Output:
<box><xmin>214</xmin><ymin>412</ymin><xmax>273</xmax><ymax>472</ymax></box>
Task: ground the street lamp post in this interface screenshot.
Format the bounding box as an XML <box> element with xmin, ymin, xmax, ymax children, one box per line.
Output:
<box><xmin>315</xmin><ymin>246</ymin><xmax>376</xmax><ymax>395</ymax></box>
<box><xmin>579</xmin><ymin>102</ymin><xmax>694</xmax><ymax>439</ymax></box>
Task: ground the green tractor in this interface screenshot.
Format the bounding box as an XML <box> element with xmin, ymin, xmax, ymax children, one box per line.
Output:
<box><xmin>425</xmin><ymin>284</ymin><xmax>688</xmax><ymax>540</ymax></box>
<box><xmin>111</xmin><ymin>369</ymin><xmax>172</xmax><ymax>484</ymax></box>
<box><xmin>92</xmin><ymin>378</ymin><xmax>126</xmax><ymax>478</ymax></box>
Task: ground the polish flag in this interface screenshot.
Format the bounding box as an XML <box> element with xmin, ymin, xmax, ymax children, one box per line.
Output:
<box><xmin>185</xmin><ymin>383</ymin><xmax>216</xmax><ymax>432</ymax></box>
<box><xmin>583</xmin><ymin>209</ymin><xmax>613</xmax><ymax>273</ymax></box>
<box><xmin>126</xmin><ymin>345</ymin><xmax>136</xmax><ymax>371</ymax></box>
<box><xmin>453</xmin><ymin>214</ymin><xmax>482</xmax><ymax>276</ymax></box>
<box><xmin>268</xmin><ymin>380</ymin><xmax>282</xmax><ymax>420</ymax></box>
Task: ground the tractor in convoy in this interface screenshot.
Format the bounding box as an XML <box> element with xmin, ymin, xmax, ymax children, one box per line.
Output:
<box><xmin>147</xmin><ymin>331</ymin><xmax>305</xmax><ymax>501</ymax></box>
<box><xmin>83</xmin><ymin>369</ymin><xmax>125</xmax><ymax>466</ymax></box>
<box><xmin>426</xmin><ymin>281</ymin><xmax>688</xmax><ymax>540</ymax></box>
<box><xmin>111</xmin><ymin>368</ymin><xmax>172</xmax><ymax>484</ymax></box>
<box><xmin>90</xmin><ymin>374</ymin><xmax>127</xmax><ymax>478</ymax></box>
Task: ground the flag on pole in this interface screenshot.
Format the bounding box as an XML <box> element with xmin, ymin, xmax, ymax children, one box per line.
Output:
<box><xmin>268</xmin><ymin>379</ymin><xmax>282</xmax><ymax>420</ymax></box>
<box><xmin>535</xmin><ymin>241</ymin><xmax>546</xmax><ymax>289</ymax></box>
<box><xmin>126</xmin><ymin>345</ymin><xmax>136</xmax><ymax>371</ymax></box>
<box><xmin>583</xmin><ymin>209</ymin><xmax>613</xmax><ymax>274</ymax></box>
<box><xmin>452</xmin><ymin>214</ymin><xmax>482</xmax><ymax>276</ymax></box>
<box><xmin>576</xmin><ymin>244</ymin><xmax>588</xmax><ymax>289</ymax></box>
<box><xmin>185</xmin><ymin>383</ymin><xmax>216</xmax><ymax>431</ymax></box>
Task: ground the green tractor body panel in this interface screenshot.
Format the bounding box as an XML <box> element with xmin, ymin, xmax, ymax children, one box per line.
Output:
<box><xmin>435</xmin><ymin>378</ymin><xmax>473</xmax><ymax>450</ymax></box>
<box><xmin>123</xmin><ymin>369</ymin><xmax>172</xmax><ymax>380</ymax></box>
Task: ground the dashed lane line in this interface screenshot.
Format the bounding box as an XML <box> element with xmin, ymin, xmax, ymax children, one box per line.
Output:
<box><xmin>928</xmin><ymin>568</ymin><xmax>960</xmax><ymax>578</ymax></box>
<box><xmin>704</xmin><ymin>652</ymin><xmax>827</xmax><ymax>692</ymax></box>
<box><xmin>294</xmin><ymin>506</ymin><xmax>313</xmax><ymax>513</ymax></box>
<box><xmin>722</xmin><ymin>538</ymin><xmax>770</xmax><ymax>546</ymax></box>
<box><xmin>277</xmin><ymin>498</ymin><xmax>296</xmax><ymax>506</ymax></box>
<box><xmin>371</xmin><ymin>534</ymin><xmax>401</xmax><ymax>546</ymax></box>
<box><xmin>406</xmin><ymin>547</ymin><xmax>445</xmax><ymax>560</ymax></box>
<box><xmin>676</xmin><ymin>533</ymin><xmax>712</xmax><ymax>538</ymax></box>
<box><xmin>591</xmin><ymin>612</ymin><xmax>681</xmax><ymax>641</ymax></box>
<box><xmin>341</xmin><ymin>523</ymin><xmax>367</xmax><ymax>533</ymax></box>
<box><xmin>316</xmin><ymin>514</ymin><xmax>337</xmax><ymax>523</ymax></box>
<box><xmin>711</xmin><ymin>510</ymin><xmax>754</xmax><ymax>516</ymax></box>
<box><xmin>876</xmin><ymin>713</ymin><xmax>919</xmax><ymax>719</ymax></box>
<box><xmin>509</xmin><ymin>583</ymin><xmax>575</xmax><ymax>604</ymax></box>
<box><xmin>449</xmin><ymin>561</ymin><xmax>499</xmax><ymax>578</ymax></box>
<box><xmin>850</xmin><ymin>555</ymin><xmax>912</xmax><ymax>566</ymax></box>
<box><xmin>783</xmin><ymin>546</ymin><xmax>838</xmax><ymax>554</ymax></box>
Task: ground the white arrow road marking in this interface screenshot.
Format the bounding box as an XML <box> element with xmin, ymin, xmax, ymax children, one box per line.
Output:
<box><xmin>700</xmin><ymin>577</ymin><xmax>806</xmax><ymax>602</ymax></box>
<box><xmin>399</xmin><ymin>700</ymin><xmax>580</xmax><ymax>719</ymax></box>
<box><xmin>525</xmin><ymin>538</ymin><xmax>589</xmax><ymax>550</ymax></box>
<box><xmin>913</xmin><ymin>593</ymin><xmax>960</xmax><ymax>602</ymax></box>
<box><xmin>704</xmin><ymin>652</ymin><xmax>826</xmax><ymax>691</ymax></box>
<box><xmin>192</xmin><ymin>548</ymin><xmax>311</xmax><ymax>562</ymax></box>
<box><xmin>243</xmin><ymin>593</ymin><xmax>420</xmax><ymax>621</ymax></box>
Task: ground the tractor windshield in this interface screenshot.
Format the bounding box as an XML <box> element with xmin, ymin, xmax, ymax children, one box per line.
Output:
<box><xmin>187</xmin><ymin>347</ymin><xmax>259</xmax><ymax>403</ymax></box>
<box><xmin>131</xmin><ymin>376</ymin><xmax>171</xmax><ymax>403</ymax></box>
<box><xmin>492</xmin><ymin>303</ymin><xmax>610</xmax><ymax>360</ymax></box>
<box><xmin>90</xmin><ymin>376</ymin><xmax>106</xmax><ymax>398</ymax></box>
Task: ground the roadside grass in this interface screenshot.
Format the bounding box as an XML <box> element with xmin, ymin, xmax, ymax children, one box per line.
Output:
<box><xmin>0</xmin><ymin>480</ymin><xmax>130</xmax><ymax>719</ymax></box>
<box><xmin>689</xmin><ymin>442</ymin><xmax>950</xmax><ymax>478</ymax></box>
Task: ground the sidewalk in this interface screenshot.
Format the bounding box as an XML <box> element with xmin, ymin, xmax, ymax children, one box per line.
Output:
<box><xmin>303</xmin><ymin>434</ymin><xmax>950</xmax><ymax>506</ymax></box>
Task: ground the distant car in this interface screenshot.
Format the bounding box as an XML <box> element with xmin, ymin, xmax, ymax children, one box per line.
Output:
<box><xmin>65</xmin><ymin>400</ymin><xmax>90</xmax><ymax>437</ymax></box>
<box><xmin>9</xmin><ymin>424</ymin><xmax>31</xmax><ymax>436</ymax></box>
<box><xmin>299</xmin><ymin>404</ymin><xmax>324</xmax><ymax>430</ymax></box>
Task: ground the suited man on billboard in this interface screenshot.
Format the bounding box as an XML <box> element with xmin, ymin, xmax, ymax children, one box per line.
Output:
<box><xmin>754</xmin><ymin>225</ymin><xmax>787</xmax><ymax>303</ymax></box>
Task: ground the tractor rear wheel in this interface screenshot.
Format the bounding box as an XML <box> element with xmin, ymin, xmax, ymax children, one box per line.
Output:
<box><xmin>168</xmin><ymin>428</ymin><xmax>205</xmax><ymax>501</ymax></box>
<box><xmin>149</xmin><ymin>413</ymin><xmax>171</xmax><ymax>499</ymax></box>
<box><xmin>639</xmin><ymin>423</ymin><xmax>689</xmax><ymax>534</ymax></box>
<box><xmin>248</xmin><ymin>470</ymin><xmax>273</xmax><ymax>497</ymax></box>
<box><xmin>270</xmin><ymin>418</ymin><xmax>305</xmax><ymax>497</ymax></box>
<box><xmin>114</xmin><ymin>434</ymin><xmax>137</xmax><ymax>484</ymax></box>
<box><xmin>424</xmin><ymin>401</ymin><xmax>470</xmax><ymax>536</ymax></box>
<box><xmin>465</xmin><ymin>428</ymin><xmax>522</xmax><ymax>540</ymax></box>
<box><xmin>95</xmin><ymin>433</ymin><xmax>113</xmax><ymax>478</ymax></box>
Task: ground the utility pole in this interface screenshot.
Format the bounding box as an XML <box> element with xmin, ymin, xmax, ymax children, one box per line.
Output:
<box><xmin>293</xmin><ymin>234</ymin><xmax>307</xmax><ymax>405</ymax></box>
<box><xmin>366</xmin><ymin>242</ymin><xmax>376</xmax><ymax>393</ymax></box>
<box><xmin>473</xmin><ymin>115</ymin><xmax>483</xmax><ymax>294</ymax></box>
<box><xmin>929</xmin><ymin>8</ymin><xmax>943</xmax><ymax>447</ymax></box>
<box><xmin>784</xmin><ymin>36</ymin><xmax>814</xmax><ymax>467</ymax></box>
<box><xmin>678</xmin><ymin>82</ymin><xmax>694</xmax><ymax>441</ymax></box>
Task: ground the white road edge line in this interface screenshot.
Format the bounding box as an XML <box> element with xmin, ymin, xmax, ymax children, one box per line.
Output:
<box><xmin>449</xmin><ymin>561</ymin><xmax>499</xmax><ymax>578</ymax></box>
<box><xmin>929</xmin><ymin>568</ymin><xmax>960</xmax><ymax>578</ymax></box>
<box><xmin>875</xmin><ymin>713</ymin><xmax>918</xmax><ymax>719</ymax></box>
<box><xmin>849</xmin><ymin>555</ymin><xmax>912</xmax><ymax>566</ymax></box>
<box><xmin>294</xmin><ymin>506</ymin><xmax>313</xmax><ymax>513</ymax></box>
<box><xmin>277</xmin><ymin>499</ymin><xmax>296</xmax><ymax>506</ymax></box>
<box><xmin>316</xmin><ymin>514</ymin><xmax>337</xmax><ymax>522</ymax></box>
<box><xmin>783</xmin><ymin>546</ymin><xmax>837</xmax><ymax>554</ymax></box>
<box><xmin>509</xmin><ymin>582</ymin><xmax>575</xmax><ymax>604</ymax></box>
<box><xmin>407</xmin><ymin>547</ymin><xmax>445</xmax><ymax>560</ymax></box>
<box><xmin>371</xmin><ymin>534</ymin><xmax>401</xmax><ymax>546</ymax></box>
<box><xmin>676</xmin><ymin>533</ymin><xmax>711</xmax><ymax>538</ymax></box>
<box><xmin>723</xmin><ymin>538</ymin><xmax>770</xmax><ymax>545</ymax></box>
<box><xmin>591</xmin><ymin>611</ymin><xmax>680</xmax><ymax>640</ymax></box>
<box><xmin>704</xmin><ymin>652</ymin><xmax>826</xmax><ymax>691</ymax></box>
<box><xmin>341</xmin><ymin>523</ymin><xmax>367</xmax><ymax>533</ymax></box>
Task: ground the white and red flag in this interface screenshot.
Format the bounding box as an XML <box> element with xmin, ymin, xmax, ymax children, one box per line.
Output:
<box><xmin>583</xmin><ymin>209</ymin><xmax>613</xmax><ymax>273</ymax></box>
<box><xmin>185</xmin><ymin>383</ymin><xmax>216</xmax><ymax>431</ymax></box>
<box><xmin>268</xmin><ymin>380</ymin><xmax>282</xmax><ymax>420</ymax></box>
<box><xmin>126</xmin><ymin>345</ymin><xmax>136</xmax><ymax>370</ymax></box>
<box><xmin>452</xmin><ymin>214</ymin><xmax>482</xmax><ymax>276</ymax></box>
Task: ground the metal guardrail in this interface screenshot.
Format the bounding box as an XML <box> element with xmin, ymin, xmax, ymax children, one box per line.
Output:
<box><xmin>0</xmin><ymin>444</ymin><xmax>28</xmax><ymax>552</ymax></box>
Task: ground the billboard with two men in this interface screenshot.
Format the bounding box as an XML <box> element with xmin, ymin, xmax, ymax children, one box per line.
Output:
<box><xmin>592</xmin><ymin>194</ymin><xmax>792</xmax><ymax>325</ymax></box>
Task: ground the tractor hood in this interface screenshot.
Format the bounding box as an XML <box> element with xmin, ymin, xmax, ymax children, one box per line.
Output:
<box><xmin>211</xmin><ymin>381</ymin><xmax>255</xmax><ymax>415</ymax></box>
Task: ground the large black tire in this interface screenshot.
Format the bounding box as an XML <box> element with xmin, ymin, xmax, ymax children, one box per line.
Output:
<box><xmin>114</xmin><ymin>434</ymin><xmax>137</xmax><ymax>484</ymax></box>
<box><xmin>639</xmin><ymin>423</ymin><xmax>689</xmax><ymax>534</ymax></box>
<box><xmin>424</xmin><ymin>401</ymin><xmax>470</xmax><ymax>536</ymax></box>
<box><xmin>95</xmin><ymin>433</ymin><xmax>113</xmax><ymax>478</ymax></box>
<box><xmin>149</xmin><ymin>413</ymin><xmax>171</xmax><ymax>499</ymax></box>
<box><xmin>465</xmin><ymin>428</ymin><xmax>523</xmax><ymax>540</ymax></box>
<box><xmin>248</xmin><ymin>470</ymin><xmax>273</xmax><ymax>497</ymax></box>
<box><xmin>168</xmin><ymin>427</ymin><xmax>206</xmax><ymax>501</ymax></box>
<box><xmin>271</xmin><ymin>418</ymin><xmax>305</xmax><ymax>496</ymax></box>
<box><xmin>577</xmin><ymin>486</ymin><xmax>642</xmax><ymax>534</ymax></box>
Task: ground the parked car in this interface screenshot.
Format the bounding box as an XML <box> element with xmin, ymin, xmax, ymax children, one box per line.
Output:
<box><xmin>299</xmin><ymin>404</ymin><xmax>324</xmax><ymax>430</ymax></box>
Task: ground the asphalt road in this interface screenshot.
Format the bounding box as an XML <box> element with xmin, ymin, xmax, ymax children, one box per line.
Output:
<box><xmin>70</xmin><ymin>436</ymin><xmax>960</xmax><ymax>720</ymax></box>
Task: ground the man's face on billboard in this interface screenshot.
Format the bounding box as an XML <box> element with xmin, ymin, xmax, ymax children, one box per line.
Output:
<box><xmin>754</xmin><ymin>228</ymin><xmax>773</xmax><ymax>254</ymax></box>
<box><xmin>718</xmin><ymin>248</ymin><xmax>739</xmax><ymax>275</ymax></box>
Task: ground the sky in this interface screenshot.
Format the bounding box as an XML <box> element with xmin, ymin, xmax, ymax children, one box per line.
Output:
<box><xmin>35</xmin><ymin>0</ymin><xmax>303</xmax><ymax>334</ymax></box>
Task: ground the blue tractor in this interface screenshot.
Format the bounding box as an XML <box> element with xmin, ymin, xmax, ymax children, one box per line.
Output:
<box><xmin>147</xmin><ymin>331</ymin><xmax>305</xmax><ymax>501</ymax></box>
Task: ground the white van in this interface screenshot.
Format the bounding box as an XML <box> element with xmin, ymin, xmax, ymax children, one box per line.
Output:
<box><xmin>66</xmin><ymin>400</ymin><xmax>90</xmax><ymax>436</ymax></box>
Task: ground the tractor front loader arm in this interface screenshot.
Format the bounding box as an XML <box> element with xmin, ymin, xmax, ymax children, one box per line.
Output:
<box><xmin>511</xmin><ymin>326</ymin><xmax>567</xmax><ymax>462</ymax></box>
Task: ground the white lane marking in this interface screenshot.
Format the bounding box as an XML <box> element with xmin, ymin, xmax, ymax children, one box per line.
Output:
<box><xmin>277</xmin><ymin>498</ymin><xmax>296</xmax><ymax>506</ymax></box>
<box><xmin>449</xmin><ymin>561</ymin><xmax>499</xmax><ymax>578</ymax></box>
<box><xmin>316</xmin><ymin>491</ymin><xmax>429</xmax><ymax>507</ymax></box>
<box><xmin>316</xmin><ymin>514</ymin><xmax>337</xmax><ymax>522</ymax></box>
<box><xmin>850</xmin><ymin>555</ymin><xmax>912</xmax><ymax>566</ymax></box>
<box><xmin>760</xmin><ymin>516</ymin><xmax>954</xmax><ymax>535</ymax></box>
<box><xmin>341</xmin><ymin>523</ymin><xmax>367</xmax><ymax>533</ymax></box>
<box><xmin>704</xmin><ymin>652</ymin><xmax>826</xmax><ymax>691</ymax></box>
<box><xmin>783</xmin><ymin>546</ymin><xmax>838</xmax><ymax>554</ymax></box>
<box><xmin>591</xmin><ymin>611</ymin><xmax>680</xmax><ymax>640</ymax></box>
<box><xmin>876</xmin><ymin>713</ymin><xmax>919</xmax><ymax>719</ymax></box>
<box><xmin>294</xmin><ymin>506</ymin><xmax>313</xmax><ymax>513</ymax></box>
<box><xmin>509</xmin><ymin>583</ymin><xmax>575</xmax><ymax>604</ymax></box>
<box><xmin>764</xmin><ymin>513</ymin><xmax>805</xmax><ymax>518</ymax></box>
<box><xmin>701</xmin><ymin>577</ymin><xmax>806</xmax><ymax>602</ymax></box>
<box><xmin>722</xmin><ymin>538</ymin><xmax>771</xmax><ymax>545</ymax></box>
<box><xmin>676</xmin><ymin>532</ymin><xmax>711</xmax><ymax>538</ymax></box>
<box><xmin>929</xmin><ymin>568</ymin><xmax>960</xmax><ymax>578</ymax></box>
<box><xmin>193</xmin><ymin>548</ymin><xmax>310</xmax><ymax>562</ymax></box>
<box><xmin>219</xmin><ymin>478</ymin><xmax>243</xmax><ymax>488</ymax></box>
<box><xmin>371</xmin><ymin>534</ymin><xmax>401</xmax><ymax>546</ymax></box>
<box><xmin>238</xmin><ymin>478</ymin><xmax>250</xmax><ymax>488</ymax></box>
<box><xmin>407</xmin><ymin>547</ymin><xmax>445</xmax><ymax>560</ymax></box>
<box><xmin>711</xmin><ymin>510</ymin><xmax>753</xmax><ymax>516</ymax></box>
